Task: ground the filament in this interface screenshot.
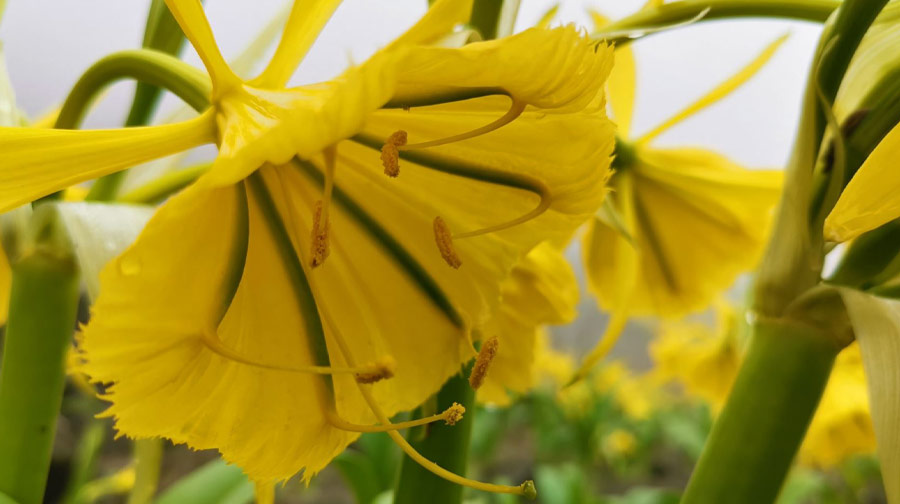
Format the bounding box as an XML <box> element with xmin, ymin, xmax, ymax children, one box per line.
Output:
<box><xmin>399</xmin><ymin>100</ymin><xmax>526</xmax><ymax>150</ymax></box>
<box><xmin>326</xmin><ymin>402</ymin><xmax>466</xmax><ymax>433</ymax></box>
<box><xmin>302</xmin><ymin>271</ymin><xmax>534</xmax><ymax>498</ymax></box>
<box><xmin>199</xmin><ymin>328</ymin><xmax>387</xmax><ymax>378</ymax></box>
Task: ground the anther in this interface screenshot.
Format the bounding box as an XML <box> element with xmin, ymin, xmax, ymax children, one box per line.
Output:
<box><xmin>310</xmin><ymin>200</ymin><xmax>330</xmax><ymax>267</ymax></box>
<box><xmin>469</xmin><ymin>337</ymin><xmax>499</xmax><ymax>390</ymax></box>
<box><xmin>355</xmin><ymin>356</ymin><xmax>396</xmax><ymax>384</ymax></box>
<box><xmin>434</xmin><ymin>216</ymin><xmax>462</xmax><ymax>269</ymax></box>
<box><xmin>381</xmin><ymin>130</ymin><xmax>407</xmax><ymax>177</ymax></box>
<box><xmin>444</xmin><ymin>402</ymin><xmax>466</xmax><ymax>425</ymax></box>
<box><xmin>521</xmin><ymin>480</ymin><xmax>537</xmax><ymax>500</ymax></box>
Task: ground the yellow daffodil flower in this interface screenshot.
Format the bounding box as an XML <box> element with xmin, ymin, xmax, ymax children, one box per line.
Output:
<box><xmin>650</xmin><ymin>305</ymin><xmax>742</xmax><ymax>412</ymax></box>
<box><xmin>570</xmin><ymin>8</ymin><xmax>784</xmax><ymax>382</ymax></box>
<box><xmin>477</xmin><ymin>241</ymin><xmax>579</xmax><ymax>406</ymax></box>
<box><xmin>0</xmin><ymin>0</ymin><xmax>617</xmax><ymax>490</ymax></box>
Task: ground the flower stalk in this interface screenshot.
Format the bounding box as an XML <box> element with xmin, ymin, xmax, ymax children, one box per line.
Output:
<box><xmin>681</xmin><ymin>318</ymin><xmax>838</xmax><ymax>503</ymax></box>
<box><xmin>0</xmin><ymin>208</ymin><xmax>81</xmax><ymax>504</ymax></box>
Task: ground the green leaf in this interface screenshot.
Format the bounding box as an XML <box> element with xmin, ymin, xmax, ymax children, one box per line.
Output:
<box><xmin>334</xmin><ymin>450</ymin><xmax>382</xmax><ymax>504</ymax></box>
<box><xmin>54</xmin><ymin>202</ymin><xmax>154</xmax><ymax>299</ymax></box>
<box><xmin>840</xmin><ymin>288</ymin><xmax>900</xmax><ymax>502</ymax></box>
<box><xmin>535</xmin><ymin>463</ymin><xmax>588</xmax><ymax>504</ymax></box>
<box><xmin>155</xmin><ymin>460</ymin><xmax>251</xmax><ymax>504</ymax></box>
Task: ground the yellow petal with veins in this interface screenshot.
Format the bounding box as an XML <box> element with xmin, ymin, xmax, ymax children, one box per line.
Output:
<box><xmin>252</xmin><ymin>0</ymin><xmax>343</xmax><ymax>88</ymax></box>
<box><xmin>205</xmin><ymin>51</ymin><xmax>400</xmax><ymax>187</ymax></box>
<box><xmin>0</xmin><ymin>112</ymin><xmax>216</xmax><ymax>212</ymax></box>
<box><xmin>478</xmin><ymin>242</ymin><xmax>578</xmax><ymax>406</ymax></box>
<box><xmin>393</xmin><ymin>26</ymin><xmax>614</xmax><ymax>111</ymax></box>
<box><xmin>825</xmin><ymin>120</ymin><xmax>900</xmax><ymax>242</ymax></box>
<box><xmin>585</xmin><ymin>147</ymin><xmax>781</xmax><ymax>317</ymax></box>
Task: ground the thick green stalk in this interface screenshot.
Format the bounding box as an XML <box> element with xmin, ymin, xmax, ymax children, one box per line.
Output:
<box><xmin>595</xmin><ymin>0</ymin><xmax>839</xmax><ymax>44</ymax></box>
<box><xmin>754</xmin><ymin>0</ymin><xmax>887</xmax><ymax>317</ymax></box>
<box><xmin>393</xmin><ymin>369</ymin><xmax>475</xmax><ymax>504</ymax></box>
<box><xmin>87</xmin><ymin>0</ymin><xmax>190</xmax><ymax>201</ymax></box>
<box><xmin>681</xmin><ymin>319</ymin><xmax>838</xmax><ymax>503</ymax></box>
<box><xmin>0</xmin><ymin>213</ymin><xmax>81</xmax><ymax>504</ymax></box>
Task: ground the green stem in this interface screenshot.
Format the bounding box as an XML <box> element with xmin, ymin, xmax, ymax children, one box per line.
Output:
<box><xmin>754</xmin><ymin>0</ymin><xmax>887</xmax><ymax>316</ymax></box>
<box><xmin>87</xmin><ymin>0</ymin><xmax>191</xmax><ymax>202</ymax></box>
<box><xmin>116</xmin><ymin>163</ymin><xmax>212</xmax><ymax>204</ymax></box>
<box><xmin>0</xmin><ymin>212</ymin><xmax>81</xmax><ymax>504</ymax></box>
<box><xmin>393</xmin><ymin>367</ymin><xmax>475</xmax><ymax>504</ymax></box>
<box><xmin>126</xmin><ymin>439</ymin><xmax>164</xmax><ymax>504</ymax></box>
<box><xmin>54</xmin><ymin>49</ymin><xmax>209</xmax><ymax>131</ymax></box>
<box><xmin>35</xmin><ymin>49</ymin><xmax>210</xmax><ymax>206</ymax></box>
<box><xmin>470</xmin><ymin>0</ymin><xmax>504</xmax><ymax>40</ymax></box>
<box><xmin>595</xmin><ymin>0</ymin><xmax>839</xmax><ymax>45</ymax></box>
<box><xmin>681</xmin><ymin>318</ymin><xmax>838</xmax><ymax>503</ymax></box>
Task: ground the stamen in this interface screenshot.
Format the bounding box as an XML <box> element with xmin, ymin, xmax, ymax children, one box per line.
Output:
<box><xmin>399</xmin><ymin>100</ymin><xmax>526</xmax><ymax>150</ymax></box>
<box><xmin>310</xmin><ymin>201</ymin><xmax>330</xmax><ymax>267</ymax></box>
<box><xmin>381</xmin><ymin>130</ymin><xmax>407</xmax><ymax>177</ymax></box>
<box><xmin>354</xmin><ymin>356</ymin><xmax>396</xmax><ymax>384</ymax></box>
<box><xmin>310</xmin><ymin>146</ymin><xmax>337</xmax><ymax>267</ymax></box>
<box><xmin>306</xmin><ymin>274</ymin><xmax>534</xmax><ymax>498</ymax></box>
<box><xmin>326</xmin><ymin>402</ymin><xmax>466</xmax><ymax>433</ymax></box>
<box><xmin>469</xmin><ymin>337</ymin><xmax>499</xmax><ymax>390</ymax></box>
<box><xmin>199</xmin><ymin>328</ymin><xmax>388</xmax><ymax>377</ymax></box>
<box><xmin>453</xmin><ymin>192</ymin><xmax>552</xmax><ymax>240</ymax></box>
<box><xmin>433</xmin><ymin>216</ymin><xmax>462</xmax><ymax>269</ymax></box>
<box><xmin>444</xmin><ymin>402</ymin><xmax>465</xmax><ymax>426</ymax></box>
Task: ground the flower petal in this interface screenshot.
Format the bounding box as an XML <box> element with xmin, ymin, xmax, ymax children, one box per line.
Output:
<box><xmin>386</xmin><ymin>0</ymin><xmax>473</xmax><ymax>50</ymax></box>
<box><xmin>586</xmin><ymin>147</ymin><xmax>782</xmax><ymax>316</ymax></box>
<box><xmin>478</xmin><ymin>242</ymin><xmax>578</xmax><ymax>406</ymax></box>
<box><xmin>0</xmin><ymin>113</ymin><xmax>215</xmax><ymax>212</ymax></box>
<box><xmin>608</xmin><ymin>46</ymin><xmax>636</xmax><ymax>137</ymax></box>
<box><xmin>637</xmin><ymin>34</ymin><xmax>787</xmax><ymax>144</ymax></box>
<box><xmin>392</xmin><ymin>26</ymin><xmax>614</xmax><ymax>111</ymax></box>
<box><xmin>252</xmin><ymin>0</ymin><xmax>343</xmax><ymax>88</ymax></box>
<box><xmin>164</xmin><ymin>0</ymin><xmax>240</xmax><ymax>93</ymax></box>
<box><xmin>203</xmin><ymin>51</ymin><xmax>400</xmax><ymax>187</ymax></box>
<box><xmin>825</xmin><ymin>120</ymin><xmax>900</xmax><ymax>242</ymax></box>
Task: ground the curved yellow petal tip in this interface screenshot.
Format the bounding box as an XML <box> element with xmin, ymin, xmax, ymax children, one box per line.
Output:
<box><xmin>521</xmin><ymin>480</ymin><xmax>538</xmax><ymax>500</ymax></box>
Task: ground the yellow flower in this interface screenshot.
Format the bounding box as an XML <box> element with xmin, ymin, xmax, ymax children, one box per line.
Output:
<box><xmin>569</xmin><ymin>10</ymin><xmax>784</xmax><ymax>382</ymax></box>
<box><xmin>649</xmin><ymin>305</ymin><xmax>742</xmax><ymax>412</ymax></box>
<box><xmin>477</xmin><ymin>241</ymin><xmax>579</xmax><ymax>406</ymax></box>
<box><xmin>799</xmin><ymin>343</ymin><xmax>876</xmax><ymax>467</ymax></box>
<box><xmin>825</xmin><ymin>119</ymin><xmax>900</xmax><ymax>242</ymax></box>
<box><xmin>602</xmin><ymin>428</ymin><xmax>637</xmax><ymax>459</ymax></box>
<box><xmin>0</xmin><ymin>0</ymin><xmax>619</xmax><ymax>486</ymax></box>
